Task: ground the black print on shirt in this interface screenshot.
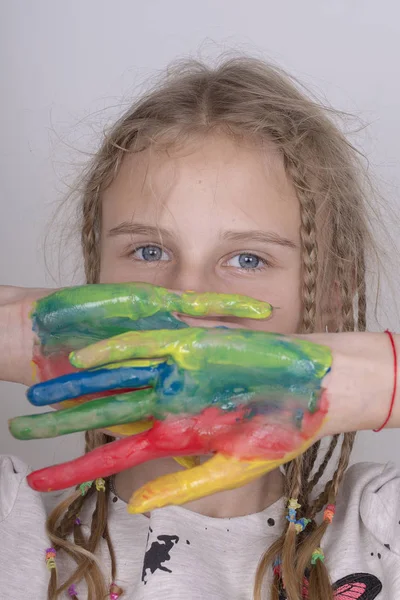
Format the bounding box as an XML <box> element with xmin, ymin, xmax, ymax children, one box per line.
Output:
<box><xmin>278</xmin><ymin>572</ymin><xmax>382</xmax><ymax>599</ymax></box>
<box><xmin>142</xmin><ymin>534</ymin><xmax>180</xmax><ymax>584</ymax></box>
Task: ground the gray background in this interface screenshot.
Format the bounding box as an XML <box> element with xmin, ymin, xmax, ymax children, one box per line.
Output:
<box><xmin>0</xmin><ymin>0</ymin><xmax>399</xmax><ymax>469</ymax></box>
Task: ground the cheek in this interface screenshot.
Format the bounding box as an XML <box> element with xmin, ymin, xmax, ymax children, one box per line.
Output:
<box><xmin>99</xmin><ymin>265</ymin><xmax>174</xmax><ymax>287</ymax></box>
<box><xmin>230</xmin><ymin>268</ymin><xmax>302</xmax><ymax>334</ymax></box>
<box><xmin>99</xmin><ymin>251</ymin><xmax>167</xmax><ymax>286</ymax></box>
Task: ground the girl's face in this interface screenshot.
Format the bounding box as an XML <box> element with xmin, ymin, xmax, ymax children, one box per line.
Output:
<box><xmin>100</xmin><ymin>134</ymin><xmax>302</xmax><ymax>333</ymax></box>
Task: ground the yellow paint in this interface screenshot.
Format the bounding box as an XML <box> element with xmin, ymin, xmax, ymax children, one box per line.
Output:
<box><xmin>107</xmin><ymin>420</ymin><xmax>153</xmax><ymax>436</ymax></box>
<box><xmin>30</xmin><ymin>360</ymin><xmax>39</xmax><ymax>384</ymax></box>
<box><xmin>127</xmin><ymin>438</ymin><xmax>315</xmax><ymax>514</ymax></box>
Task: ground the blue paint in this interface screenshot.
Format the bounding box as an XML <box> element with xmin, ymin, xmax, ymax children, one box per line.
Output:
<box><xmin>28</xmin><ymin>364</ymin><xmax>162</xmax><ymax>405</ymax></box>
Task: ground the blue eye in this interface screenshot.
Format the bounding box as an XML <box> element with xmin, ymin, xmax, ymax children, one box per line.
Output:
<box><xmin>132</xmin><ymin>245</ymin><xmax>169</xmax><ymax>262</ymax></box>
<box><xmin>227</xmin><ymin>253</ymin><xmax>264</xmax><ymax>269</ymax></box>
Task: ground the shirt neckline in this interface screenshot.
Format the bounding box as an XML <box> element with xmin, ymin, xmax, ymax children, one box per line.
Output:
<box><xmin>110</xmin><ymin>490</ymin><xmax>285</xmax><ymax>535</ymax></box>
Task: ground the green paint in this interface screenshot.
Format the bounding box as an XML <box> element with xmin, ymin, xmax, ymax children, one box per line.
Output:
<box><xmin>32</xmin><ymin>283</ymin><xmax>272</xmax><ymax>355</ymax></box>
<box><xmin>10</xmin><ymin>388</ymin><xmax>155</xmax><ymax>439</ymax></box>
<box><xmin>71</xmin><ymin>328</ymin><xmax>331</xmax><ymax>381</ymax></box>
<box><xmin>67</xmin><ymin>328</ymin><xmax>332</xmax><ymax>428</ymax></box>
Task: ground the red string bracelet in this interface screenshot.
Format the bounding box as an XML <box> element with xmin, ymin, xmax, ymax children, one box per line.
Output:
<box><xmin>373</xmin><ymin>330</ymin><xmax>397</xmax><ymax>432</ymax></box>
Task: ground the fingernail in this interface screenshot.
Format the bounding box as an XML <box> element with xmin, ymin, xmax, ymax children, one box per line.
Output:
<box><xmin>69</xmin><ymin>351</ymin><xmax>82</xmax><ymax>368</ymax></box>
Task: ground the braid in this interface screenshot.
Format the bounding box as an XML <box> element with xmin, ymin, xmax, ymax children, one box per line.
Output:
<box><xmin>103</xmin><ymin>516</ymin><xmax>118</xmax><ymax>583</ymax></box>
<box><xmin>357</xmin><ymin>251</ymin><xmax>367</xmax><ymax>332</ymax></box>
<box><xmin>46</xmin><ymin>432</ymin><xmax>120</xmax><ymax>599</ymax></box>
<box><xmin>305</xmin><ymin>435</ymin><xmax>340</xmax><ymax>497</ymax></box>
<box><xmin>81</xmin><ymin>186</ymin><xmax>101</xmax><ymax>284</ymax></box>
<box><xmin>301</xmin><ymin>439</ymin><xmax>321</xmax><ymax>492</ymax></box>
<box><xmin>254</xmin><ymin>457</ymin><xmax>304</xmax><ymax>600</ymax></box>
<box><xmin>297</xmin><ymin>186</ymin><xmax>318</xmax><ymax>334</ymax></box>
<box><xmin>339</xmin><ymin>272</ymin><xmax>355</xmax><ymax>332</ymax></box>
<box><xmin>58</xmin><ymin>489</ymin><xmax>95</xmax><ymax>541</ymax></box>
<box><xmin>295</xmin><ymin>432</ymin><xmax>356</xmax><ymax>584</ymax></box>
<box><xmin>280</xmin><ymin>456</ymin><xmax>303</xmax><ymax>600</ymax></box>
<box><xmin>330</xmin><ymin>432</ymin><xmax>356</xmax><ymax>499</ymax></box>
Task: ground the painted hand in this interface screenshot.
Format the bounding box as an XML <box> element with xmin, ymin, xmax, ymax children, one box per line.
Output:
<box><xmin>12</xmin><ymin>324</ymin><xmax>332</xmax><ymax>513</ymax></box>
<box><xmin>31</xmin><ymin>281</ymin><xmax>270</xmax><ymax>377</ymax></box>
<box><xmin>28</xmin><ymin>282</ymin><xmax>271</xmax><ymax>436</ymax></box>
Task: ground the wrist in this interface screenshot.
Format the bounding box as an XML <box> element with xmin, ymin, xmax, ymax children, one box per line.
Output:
<box><xmin>309</xmin><ymin>333</ymin><xmax>396</xmax><ymax>437</ymax></box>
<box><xmin>0</xmin><ymin>286</ymin><xmax>48</xmax><ymax>385</ymax></box>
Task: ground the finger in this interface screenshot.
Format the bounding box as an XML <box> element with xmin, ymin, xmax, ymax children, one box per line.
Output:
<box><xmin>70</xmin><ymin>328</ymin><xmax>332</xmax><ymax>383</ymax></box>
<box><xmin>127</xmin><ymin>451</ymin><xmax>302</xmax><ymax>514</ymax></box>
<box><xmin>176</xmin><ymin>291</ymin><xmax>272</xmax><ymax>320</ymax></box>
<box><xmin>32</xmin><ymin>283</ymin><xmax>174</xmax><ymax>332</ymax></box>
<box><xmin>38</xmin><ymin>397</ymin><xmax>154</xmax><ymax>437</ymax></box>
<box><xmin>27</xmin><ymin>361</ymin><xmax>163</xmax><ymax>406</ymax></box>
<box><xmin>69</xmin><ymin>329</ymin><xmax>198</xmax><ymax>369</ymax></box>
<box><xmin>32</xmin><ymin>284</ymin><xmax>271</xmax><ymax>340</ymax></box>
<box><xmin>9</xmin><ymin>388</ymin><xmax>155</xmax><ymax>439</ymax></box>
<box><xmin>26</xmin><ymin>417</ymin><xmax>206</xmax><ymax>492</ymax></box>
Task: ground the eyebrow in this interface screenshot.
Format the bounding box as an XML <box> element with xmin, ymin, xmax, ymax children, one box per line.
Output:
<box><xmin>108</xmin><ymin>222</ymin><xmax>297</xmax><ymax>249</ymax></box>
<box><xmin>222</xmin><ymin>230</ymin><xmax>298</xmax><ymax>249</ymax></box>
<box><xmin>107</xmin><ymin>223</ymin><xmax>175</xmax><ymax>240</ymax></box>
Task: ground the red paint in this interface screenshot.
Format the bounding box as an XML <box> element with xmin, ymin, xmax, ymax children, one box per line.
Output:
<box><xmin>27</xmin><ymin>393</ymin><xmax>328</xmax><ymax>492</ymax></box>
<box><xmin>32</xmin><ymin>348</ymin><xmax>76</xmax><ymax>382</ymax></box>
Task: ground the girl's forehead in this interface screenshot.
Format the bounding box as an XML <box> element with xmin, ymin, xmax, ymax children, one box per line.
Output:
<box><xmin>101</xmin><ymin>134</ymin><xmax>301</xmax><ymax>239</ymax></box>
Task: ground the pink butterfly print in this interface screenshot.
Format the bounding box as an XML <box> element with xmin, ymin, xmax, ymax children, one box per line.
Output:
<box><xmin>300</xmin><ymin>572</ymin><xmax>382</xmax><ymax>599</ymax></box>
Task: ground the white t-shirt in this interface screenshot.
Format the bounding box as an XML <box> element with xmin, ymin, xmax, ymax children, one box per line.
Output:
<box><xmin>0</xmin><ymin>454</ymin><xmax>399</xmax><ymax>599</ymax></box>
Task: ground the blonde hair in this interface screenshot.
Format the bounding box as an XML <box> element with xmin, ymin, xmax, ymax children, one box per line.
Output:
<box><xmin>47</xmin><ymin>56</ymin><xmax>377</xmax><ymax>599</ymax></box>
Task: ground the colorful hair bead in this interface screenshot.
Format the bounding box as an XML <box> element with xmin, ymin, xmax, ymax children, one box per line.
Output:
<box><xmin>294</xmin><ymin>517</ymin><xmax>311</xmax><ymax>534</ymax></box>
<box><xmin>272</xmin><ymin>556</ymin><xmax>282</xmax><ymax>577</ymax></box>
<box><xmin>323</xmin><ymin>503</ymin><xmax>336</xmax><ymax>524</ymax></box>
<box><xmin>74</xmin><ymin>517</ymin><xmax>82</xmax><ymax>525</ymax></box>
<box><xmin>286</xmin><ymin>498</ymin><xmax>311</xmax><ymax>534</ymax></box>
<box><xmin>68</xmin><ymin>583</ymin><xmax>78</xmax><ymax>597</ymax></box>
<box><xmin>311</xmin><ymin>547</ymin><xmax>325</xmax><ymax>565</ymax></box>
<box><xmin>45</xmin><ymin>547</ymin><xmax>56</xmax><ymax>570</ymax></box>
<box><xmin>109</xmin><ymin>582</ymin><xmax>123</xmax><ymax>599</ymax></box>
<box><xmin>95</xmin><ymin>477</ymin><xmax>106</xmax><ymax>492</ymax></box>
<box><xmin>286</xmin><ymin>497</ymin><xmax>301</xmax><ymax>523</ymax></box>
<box><xmin>79</xmin><ymin>480</ymin><xmax>93</xmax><ymax>496</ymax></box>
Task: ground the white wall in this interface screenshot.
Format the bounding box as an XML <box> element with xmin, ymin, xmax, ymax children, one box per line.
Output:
<box><xmin>1</xmin><ymin>0</ymin><xmax>399</xmax><ymax>469</ymax></box>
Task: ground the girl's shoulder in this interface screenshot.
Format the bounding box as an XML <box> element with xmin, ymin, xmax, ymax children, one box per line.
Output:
<box><xmin>338</xmin><ymin>461</ymin><xmax>400</xmax><ymax>552</ymax></box>
<box><xmin>341</xmin><ymin>460</ymin><xmax>400</xmax><ymax>504</ymax></box>
<box><xmin>0</xmin><ymin>455</ymin><xmax>50</xmax><ymax>597</ymax></box>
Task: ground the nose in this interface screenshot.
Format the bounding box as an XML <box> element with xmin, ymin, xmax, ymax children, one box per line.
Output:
<box><xmin>167</xmin><ymin>264</ymin><xmax>223</xmax><ymax>296</ymax></box>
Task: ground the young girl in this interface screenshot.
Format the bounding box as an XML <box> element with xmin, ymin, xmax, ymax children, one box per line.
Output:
<box><xmin>1</xmin><ymin>57</ymin><xmax>400</xmax><ymax>600</ymax></box>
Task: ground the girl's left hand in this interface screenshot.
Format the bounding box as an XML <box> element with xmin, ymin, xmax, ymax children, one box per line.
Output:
<box><xmin>11</xmin><ymin>327</ymin><xmax>332</xmax><ymax>513</ymax></box>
